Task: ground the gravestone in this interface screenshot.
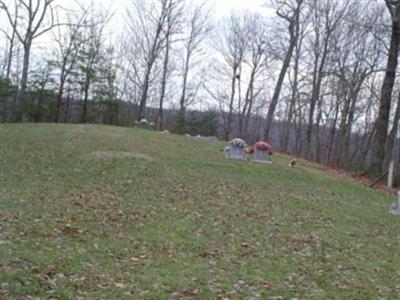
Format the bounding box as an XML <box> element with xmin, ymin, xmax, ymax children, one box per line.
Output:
<box><xmin>199</xmin><ymin>136</ymin><xmax>218</xmax><ymax>142</ymax></box>
<box><xmin>136</xmin><ymin>119</ymin><xmax>153</xmax><ymax>130</ymax></box>
<box><xmin>194</xmin><ymin>135</ymin><xmax>218</xmax><ymax>142</ymax></box>
<box><xmin>251</xmin><ymin>141</ymin><xmax>273</xmax><ymax>164</ymax></box>
<box><xmin>226</xmin><ymin>138</ymin><xmax>246</xmax><ymax>160</ymax></box>
<box><xmin>252</xmin><ymin>149</ymin><xmax>272</xmax><ymax>164</ymax></box>
<box><xmin>228</xmin><ymin>145</ymin><xmax>246</xmax><ymax>160</ymax></box>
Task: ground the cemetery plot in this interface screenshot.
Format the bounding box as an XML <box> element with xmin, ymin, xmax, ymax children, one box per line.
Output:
<box><xmin>0</xmin><ymin>124</ymin><xmax>399</xmax><ymax>299</ymax></box>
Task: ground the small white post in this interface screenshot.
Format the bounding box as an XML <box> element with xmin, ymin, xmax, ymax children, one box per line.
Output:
<box><xmin>388</xmin><ymin>127</ymin><xmax>400</xmax><ymax>188</ymax></box>
<box><xmin>397</xmin><ymin>191</ymin><xmax>400</xmax><ymax>211</ymax></box>
<box><xmin>388</xmin><ymin>161</ymin><xmax>394</xmax><ymax>188</ymax></box>
<box><xmin>389</xmin><ymin>191</ymin><xmax>400</xmax><ymax>215</ymax></box>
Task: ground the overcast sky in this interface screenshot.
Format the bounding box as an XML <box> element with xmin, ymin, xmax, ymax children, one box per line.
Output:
<box><xmin>73</xmin><ymin>0</ymin><xmax>273</xmax><ymax>34</ymax></box>
<box><xmin>105</xmin><ymin>0</ymin><xmax>273</xmax><ymax>37</ymax></box>
<box><xmin>95</xmin><ymin>0</ymin><xmax>269</xmax><ymax>18</ymax></box>
<box><xmin>0</xmin><ymin>0</ymin><xmax>273</xmax><ymax>49</ymax></box>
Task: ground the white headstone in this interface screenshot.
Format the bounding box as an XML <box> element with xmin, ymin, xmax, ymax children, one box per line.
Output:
<box><xmin>228</xmin><ymin>145</ymin><xmax>246</xmax><ymax>160</ymax></box>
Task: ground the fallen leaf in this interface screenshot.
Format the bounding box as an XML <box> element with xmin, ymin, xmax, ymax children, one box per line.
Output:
<box><xmin>115</xmin><ymin>282</ymin><xmax>125</xmax><ymax>289</ymax></box>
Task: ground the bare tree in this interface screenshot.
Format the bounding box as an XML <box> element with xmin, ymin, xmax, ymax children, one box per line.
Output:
<box><xmin>0</xmin><ymin>0</ymin><xmax>59</xmax><ymax>121</ymax></box>
<box><xmin>303</xmin><ymin>0</ymin><xmax>348</xmax><ymax>158</ymax></box>
<box><xmin>264</xmin><ymin>0</ymin><xmax>304</xmax><ymax>140</ymax></box>
<box><xmin>280</xmin><ymin>4</ymin><xmax>309</xmax><ymax>153</ymax></box>
<box><xmin>214</xmin><ymin>13</ymin><xmax>250</xmax><ymax>139</ymax></box>
<box><xmin>126</xmin><ymin>0</ymin><xmax>172</xmax><ymax>121</ymax></box>
<box><xmin>77</xmin><ymin>12</ymin><xmax>108</xmax><ymax>123</ymax></box>
<box><xmin>175</xmin><ymin>1</ymin><xmax>211</xmax><ymax>133</ymax></box>
<box><xmin>0</xmin><ymin>2</ymin><xmax>18</xmax><ymax>82</ymax></box>
<box><xmin>238</xmin><ymin>14</ymin><xmax>267</xmax><ymax>137</ymax></box>
<box><xmin>157</xmin><ymin>0</ymin><xmax>183</xmax><ymax>130</ymax></box>
<box><xmin>333</xmin><ymin>11</ymin><xmax>381</xmax><ymax>167</ymax></box>
<box><xmin>53</xmin><ymin>6</ymin><xmax>89</xmax><ymax>122</ymax></box>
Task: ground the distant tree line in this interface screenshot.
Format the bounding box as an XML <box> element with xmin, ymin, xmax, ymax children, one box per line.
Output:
<box><xmin>1</xmin><ymin>0</ymin><xmax>400</xmax><ymax>180</ymax></box>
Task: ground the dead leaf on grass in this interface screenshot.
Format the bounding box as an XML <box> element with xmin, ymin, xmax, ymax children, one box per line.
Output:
<box><xmin>172</xmin><ymin>288</ymin><xmax>199</xmax><ymax>299</ymax></box>
<box><xmin>130</xmin><ymin>255</ymin><xmax>147</xmax><ymax>262</ymax></box>
<box><xmin>260</xmin><ymin>280</ymin><xmax>274</xmax><ymax>290</ymax></box>
<box><xmin>60</xmin><ymin>225</ymin><xmax>82</xmax><ymax>236</ymax></box>
<box><xmin>114</xmin><ymin>282</ymin><xmax>125</xmax><ymax>289</ymax></box>
<box><xmin>1</xmin><ymin>265</ymin><xmax>15</xmax><ymax>275</ymax></box>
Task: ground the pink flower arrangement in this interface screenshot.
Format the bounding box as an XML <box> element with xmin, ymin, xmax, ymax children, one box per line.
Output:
<box><xmin>255</xmin><ymin>141</ymin><xmax>271</xmax><ymax>151</ymax></box>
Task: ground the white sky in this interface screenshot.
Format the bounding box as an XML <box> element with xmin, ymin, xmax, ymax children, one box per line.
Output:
<box><xmin>108</xmin><ymin>0</ymin><xmax>272</xmax><ymax>38</ymax></box>
<box><xmin>93</xmin><ymin>0</ymin><xmax>269</xmax><ymax>18</ymax></box>
<box><xmin>0</xmin><ymin>0</ymin><xmax>273</xmax><ymax>49</ymax></box>
<box><xmin>75</xmin><ymin>0</ymin><xmax>272</xmax><ymax>34</ymax></box>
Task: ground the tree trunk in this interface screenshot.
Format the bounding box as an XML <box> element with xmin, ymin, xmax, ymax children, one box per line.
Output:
<box><xmin>305</xmin><ymin>47</ymin><xmax>328</xmax><ymax>158</ymax></box>
<box><xmin>64</xmin><ymin>90</ymin><xmax>71</xmax><ymax>123</ymax></box>
<box><xmin>264</xmin><ymin>35</ymin><xmax>296</xmax><ymax>140</ymax></box>
<box><xmin>137</xmin><ymin>63</ymin><xmax>153</xmax><ymax>121</ymax></box>
<box><xmin>314</xmin><ymin>96</ymin><xmax>323</xmax><ymax>162</ymax></box>
<box><xmin>343</xmin><ymin>80</ymin><xmax>364</xmax><ymax>166</ymax></box>
<box><xmin>243</xmin><ymin>76</ymin><xmax>255</xmax><ymax>137</ymax></box>
<box><xmin>226</xmin><ymin>71</ymin><xmax>237</xmax><ymax>140</ymax></box>
<box><xmin>5</xmin><ymin>26</ymin><xmax>16</xmax><ymax>81</ymax></box>
<box><xmin>81</xmin><ymin>78</ymin><xmax>90</xmax><ymax>123</ymax></box>
<box><xmin>264</xmin><ymin>0</ymin><xmax>303</xmax><ymax>140</ymax></box>
<box><xmin>294</xmin><ymin>107</ymin><xmax>303</xmax><ymax>155</ymax></box>
<box><xmin>137</xmin><ymin>17</ymin><xmax>164</xmax><ymax>122</ymax></box>
<box><xmin>158</xmin><ymin>32</ymin><xmax>171</xmax><ymax>131</ymax></box>
<box><xmin>55</xmin><ymin>81</ymin><xmax>65</xmax><ymax>123</ymax></box>
<box><xmin>327</xmin><ymin>99</ymin><xmax>340</xmax><ymax>165</ymax></box>
<box><xmin>370</xmin><ymin>18</ymin><xmax>400</xmax><ymax>173</ymax></box>
<box><xmin>240</xmin><ymin>65</ymin><xmax>257</xmax><ymax>137</ymax></box>
<box><xmin>15</xmin><ymin>41</ymin><xmax>32</xmax><ymax>122</ymax></box>
<box><xmin>282</xmin><ymin>47</ymin><xmax>300</xmax><ymax>153</ymax></box>
<box><xmin>55</xmin><ymin>58</ymin><xmax>68</xmax><ymax>123</ymax></box>
<box><xmin>176</xmin><ymin>46</ymin><xmax>191</xmax><ymax>134</ymax></box>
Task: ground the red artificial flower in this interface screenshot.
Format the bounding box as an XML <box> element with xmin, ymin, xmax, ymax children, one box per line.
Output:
<box><xmin>268</xmin><ymin>149</ymin><xmax>274</xmax><ymax>156</ymax></box>
<box><xmin>245</xmin><ymin>146</ymin><xmax>255</xmax><ymax>154</ymax></box>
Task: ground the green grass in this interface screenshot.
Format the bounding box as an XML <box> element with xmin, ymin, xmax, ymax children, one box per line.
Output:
<box><xmin>0</xmin><ymin>124</ymin><xmax>399</xmax><ymax>299</ymax></box>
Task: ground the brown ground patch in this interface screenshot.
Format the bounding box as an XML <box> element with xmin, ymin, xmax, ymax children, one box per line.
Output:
<box><xmin>87</xmin><ymin>151</ymin><xmax>154</xmax><ymax>161</ymax></box>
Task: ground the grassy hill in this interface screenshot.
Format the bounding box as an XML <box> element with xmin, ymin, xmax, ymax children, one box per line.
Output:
<box><xmin>0</xmin><ymin>124</ymin><xmax>399</xmax><ymax>299</ymax></box>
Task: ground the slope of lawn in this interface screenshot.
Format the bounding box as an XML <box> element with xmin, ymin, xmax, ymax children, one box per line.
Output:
<box><xmin>0</xmin><ymin>124</ymin><xmax>399</xmax><ymax>299</ymax></box>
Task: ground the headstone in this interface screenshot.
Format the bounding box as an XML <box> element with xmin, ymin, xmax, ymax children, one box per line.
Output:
<box><xmin>185</xmin><ymin>134</ymin><xmax>218</xmax><ymax>142</ymax></box>
<box><xmin>228</xmin><ymin>145</ymin><xmax>246</xmax><ymax>160</ymax></box>
<box><xmin>252</xmin><ymin>149</ymin><xmax>272</xmax><ymax>164</ymax></box>
<box><xmin>136</xmin><ymin>119</ymin><xmax>153</xmax><ymax>130</ymax></box>
<box><xmin>226</xmin><ymin>138</ymin><xmax>247</xmax><ymax>160</ymax></box>
<box><xmin>251</xmin><ymin>141</ymin><xmax>273</xmax><ymax>164</ymax></box>
<box><xmin>195</xmin><ymin>136</ymin><xmax>218</xmax><ymax>142</ymax></box>
<box><xmin>389</xmin><ymin>191</ymin><xmax>400</xmax><ymax>215</ymax></box>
